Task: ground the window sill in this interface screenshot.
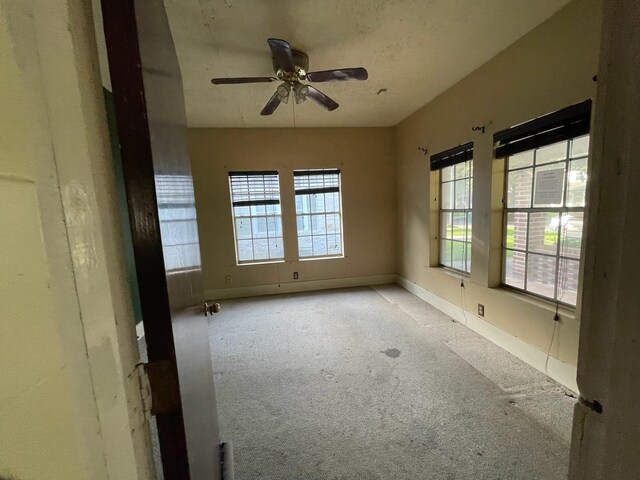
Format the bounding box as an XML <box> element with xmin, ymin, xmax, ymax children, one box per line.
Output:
<box><xmin>236</xmin><ymin>259</ymin><xmax>285</xmax><ymax>267</ymax></box>
<box><xmin>496</xmin><ymin>285</ymin><xmax>577</xmax><ymax>320</ymax></box>
<box><xmin>430</xmin><ymin>265</ymin><xmax>470</xmax><ymax>280</ymax></box>
<box><xmin>299</xmin><ymin>255</ymin><xmax>345</xmax><ymax>262</ymax></box>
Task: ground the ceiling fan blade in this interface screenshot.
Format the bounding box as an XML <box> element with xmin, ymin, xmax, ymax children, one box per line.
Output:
<box><xmin>306</xmin><ymin>67</ymin><xmax>368</xmax><ymax>82</ymax></box>
<box><xmin>306</xmin><ymin>86</ymin><xmax>339</xmax><ymax>111</ymax></box>
<box><xmin>260</xmin><ymin>91</ymin><xmax>282</xmax><ymax>116</ymax></box>
<box><xmin>211</xmin><ymin>77</ymin><xmax>276</xmax><ymax>85</ymax></box>
<box><xmin>267</xmin><ymin>38</ymin><xmax>294</xmax><ymax>72</ymax></box>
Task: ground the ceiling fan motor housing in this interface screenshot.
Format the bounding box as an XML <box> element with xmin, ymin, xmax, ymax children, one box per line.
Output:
<box><xmin>273</xmin><ymin>49</ymin><xmax>309</xmax><ymax>79</ymax></box>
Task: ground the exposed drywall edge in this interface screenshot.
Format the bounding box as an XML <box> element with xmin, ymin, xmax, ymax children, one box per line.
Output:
<box><xmin>205</xmin><ymin>274</ymin><xmax>396</xmax><ymax>300</ymax></box>
<box><xmin>396</xmin><ymin>275</ymin><xmax>579</xmax><ymax>394</ymax></box>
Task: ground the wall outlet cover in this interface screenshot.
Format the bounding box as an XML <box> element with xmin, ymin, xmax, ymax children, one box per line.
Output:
<box><xmin>478</xmin><ymin>304</ymin><xmax>485</xmax><ymax>317</ymax></box>
<box><xmin>293</xmin><ymin>272</ymin><xmax>299</xmax><ymax>280</ymax></box>
<box><xmin>225</xmin><ymin>275</ymin><xmax>232</xmax><ymax>285</ymax></box>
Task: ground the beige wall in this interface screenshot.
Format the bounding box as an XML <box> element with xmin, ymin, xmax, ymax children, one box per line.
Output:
<box><xmin>395</xmin><ymin>0</ymin><xmax>602</xmax><ymax>377</ymax></box>
<box><xmin>188</xmin><ymin>128</ymin><xmax>396</xmax><ymax>297</ymax></box>
<box><xmin>0</xmin><ymin>1</ymin><xmax>153</xmax><ymax>479</ymax></box>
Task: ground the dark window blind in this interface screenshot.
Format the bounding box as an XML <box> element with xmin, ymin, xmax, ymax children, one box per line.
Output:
<box><xmin>494</xmin><ymin>99</ymin><xmax>592</xmax><ymax>158</ymax></box>
<box><xmin>430</xmin><ymin>142</ymin><xmax>474</xmax><ymax>171</ymax></box>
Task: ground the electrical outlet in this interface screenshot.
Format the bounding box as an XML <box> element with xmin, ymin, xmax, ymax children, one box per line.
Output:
<box><xmin>478</xmin><ymin>304</ymin><xmax>485</xmax><ymax>317</ymax></box>
<box><xmin>225</xmin><ymin>275</ymin><xmax>232</xmax><ymax>285</ymax></box>
<box><xmin>293</xmin><ymin>272</ymin><xmax>299</xmax><ymax>280</ymax></box>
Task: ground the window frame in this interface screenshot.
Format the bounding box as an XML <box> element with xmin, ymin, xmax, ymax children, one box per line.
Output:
<box><xmin>438</xmin><ymin>160</ymin><xmax>473</xmax><ymax>274</ymax></box>
<box><xmin>228</xmin><ymin>171</ymin><xmax>285</xmax><ymax>265</ymax></box>
<box><xmin>501</xmin><ymin>136</ymin><xmax>588</xmax><ymax>307</ymax></box>
<box><xmin>294</xmin><ymin>168</ymin><xmax>344</xmax><ymax>260</ymax></box>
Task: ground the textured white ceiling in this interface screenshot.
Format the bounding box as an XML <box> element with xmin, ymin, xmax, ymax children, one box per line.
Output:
<box><xmin>164</xmin><ymin>0</ymin><xmax>570</xmax><ymax>128</ymax></box>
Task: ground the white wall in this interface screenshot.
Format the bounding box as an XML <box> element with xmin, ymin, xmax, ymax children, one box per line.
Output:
<box><xmin>0</xmin><ymin>1</ymin><xmax>153</xmax><ymax>478</ymax></box>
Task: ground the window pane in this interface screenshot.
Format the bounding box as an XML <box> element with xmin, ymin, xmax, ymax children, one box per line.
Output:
<box><xmin>571</xmin><ymin>135</ymin><xmax>589</xmax><ymax>158</ymax></box>
<box><xmin>296</xmin><ymin>195</ymin><xmax>310</xmax><ymax>214</ymax></box>
<box><xmin>528</xmin><ymin>212</ymin><xmax>559</xmax><ymax>255</ymax></box>
<box><xmin>327</xmin><ymin>234</ymin><xmax>342</xmax><ymax>255</ymax></box>
<box><xmin>297</xmin><ymin>215</ymin><xmax>311</xmax><ymax>236</ymax></box>
<box><xmin>466</xmin><ymin>212</ymin><xmax>473</xmax><ymax>242</ymax></box>
<box><xmin>441</xmin><ymin>166</ymin><xmax>454</xmax><ymax>182</ymax></box>
<box><xmin>506</xmin><ymin>212</ymin><xmax>528</xmax><ymax>250</ymax></box>
<box><xmin>313</xmin><ymin>235</ymin><xmax>328</xmax><ymax>256</ymax></box>
<box><xmin>504</xmin><ymin>250</ymin><xmax>526</xmax><ymax>289</ymax></box>
<box><xmin>253</xmin><ymin>239</ymin><xmax>269</xmax><ymax>260</ymax></box>
<box><xmin>566</xmin><ymin>158</ymin><xmax>588</xmax><ymax>207</ymax></box>
<box><xmin>311</xmin><ymin>194</ymin><xmax>325</xmax><ymax>213</ymax></box>
<box><xmin>440</xmin><ymin>240</ymin><xmax>452</xmax><ymax>267</ymax></box>
<box><xmin>250</xmin><ymin>204</ymin><xmax>266</xmax><ymax>216</ymax></box>
<box><xmin>266</xmin><ymin>216</ymin><xmax>282</xmax><ymax>237</ymax></box>
<box><xmin>440</xmin><ymin>212</ymin><xmax>452</xmax><ymax>239</ymax></box>
<box><xmin>251</xmin><ymin>217</ymin><xmax>268</xmax><ymax>239</ymax></box>
<box><xmin>312</xmin><ymin>215</ymin><xmax>327</xmax><ymax>235</ymax></box>
<box><xmin>268</xmin><ymin>238</ymin><xmax>284</xmax><ymax>259</ymax></box>
<box><xmin>441</xmin><ymin>182</ymin><xmax>454</xmax><ymax>209</ymax></box>
<box><xmin>560</xmin><ymin>212</ymin><xmax>584</xmax><ymax>259</ymax></box>
<box><xmin>298</xmin><ymin>236</ymin><xmax>313</xmax><ymax>257</ymax></box>
<box><xmin>557</xmin><ymin>258</ymin><xmax>579</xmax><ymax>306</ymax></box>
<box><xmin>266</xmin><ymin>203</ymin><xmax>281</xmax><ymax>215</ymax></box>
<box><xmin>466</xmin><ymin>242</ymin><xmax>472</xmax><ymax>273</ymax></box>
<box><xmin>234</xmin><ymin>205</ymin><xmax>250</xmax><ymax>217</ymax></box>
<box><xmin>533</xmin><ymin>163</ymin><xmax>566</xmax><ymax>208</ymax></box>
<box><xmin>454</xmin><ymin>179</ymin><xmax>469</xmax><ymax>209</ymax></box>
<box><xmin>507</xmin><ymin>168</ymin><xmax>533</xmax><ymax>208</ymax></box>
<box><xmin>509</xmin><ymin>151</ymin><xmax>534</xmax><ymax>169</ymax></box>
<box><xmin>536</xmin><ymin>141</ymin><xmax>567</xmax><ymax>165</ymax></box>
<box><xmin>235</xmin><ymin>218</ymin><xmax>252</xmax><ymax>239</ymax></box>
<box><xmin>326</xmin><ymin>213</ymin><xmax>341</xmax><ymax>234</ymax></box>
<box><xmin>452</xmin><ymin>213</ymin><xmax>466</xmax><ymax>241</ymax></box>
<box><xmin>325</xmin><ymin>192</ymin><xmax>339</xmax><ymax>213</ymax></box>
<box><xmin>526</xmin><ymin>253</ymin><xmax>557</xmax><ymax>300</ymax></box>
<box><xmin>455</xmin><ymin>161</ymin><xmax>470</xmax><ymax>179</ymax></box>
<box><xmin>452</xmin><ymin>241</ymin><xmax>466</xmax><ymax>271</ymax></box>
<box><xmin>237</xmin><ymin>240</ymin><xmax>253</xmax><ymax>261</ymax></box>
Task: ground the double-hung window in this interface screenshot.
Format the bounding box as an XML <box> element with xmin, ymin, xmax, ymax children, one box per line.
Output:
<box><xmin>294</xmin><ymin>169</ymin><xmax>343</xmax><ymax>259</ymax></box>
<box><xmin>432</xmin><ymin>142</ymin><xmax>474</xmax><ymax>273</ymax></box>
<box><xmin>496</xmin><ymin>100</ymin><xmax>591</xmax><ymax>306</ymax></box>
<box><xmin>229</xmin><ymin>171</ymin><xmax>284</xmax><ymax>263</ymax></box>
<box><xmin>156</xmin><ymin>174</ymin><xmax>201</xmax><ymax>271</ymax></box>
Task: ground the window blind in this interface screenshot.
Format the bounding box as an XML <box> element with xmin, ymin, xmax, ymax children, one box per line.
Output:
<box><xmin>294</xmin><ymin>169</ymin><xmax>340</xmax><ymax>195</ymax></box>
<box><xmin>229</xmin><ymin>171</ymin><xmax>280</xmax><ymax>207</ymax></box>
<box><xmin>430</xmin><ymin>142</ymin><xmax>474</xmax><ymax>171</ymax></box>
<box><xmin>494</xmin><ymin>99</ymin><xmax>592</xmax><ymax>158</ymax></box>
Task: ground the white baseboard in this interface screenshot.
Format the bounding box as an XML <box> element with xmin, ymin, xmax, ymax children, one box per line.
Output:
<box><xmin>396</xmin><ymin>275</ymin><xmax>578</xmax><ymax>394</ymax></box>
<box><xmin>205</xmin><ymin>274</ymin><xmax>397</xmax><ymax>301</ymax></box>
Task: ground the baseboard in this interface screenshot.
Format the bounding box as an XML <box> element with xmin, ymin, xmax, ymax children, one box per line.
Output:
<box><xmin>205</xmin><ymin>274</ymin><xmax>397</xmax><ymax>301</ymax></box>
<box><xmin>396</xmin><ymin>275</ymin><xmax>579</xmax><ymax>394</ymax></box>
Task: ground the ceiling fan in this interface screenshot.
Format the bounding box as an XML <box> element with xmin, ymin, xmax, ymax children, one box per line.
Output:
<box><xmin>211</xmin><ymin>38</ymin><xmax>369</xmax><ymax>116</ymax></box>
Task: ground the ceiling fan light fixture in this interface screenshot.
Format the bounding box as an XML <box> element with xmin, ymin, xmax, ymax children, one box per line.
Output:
<box><xmin>293</xmin><ymin>82</ymin><xmax>309</xmax><ymax>104</ymax></box>
<box><xmin>277</xmin><ymin>83</ymin><xmax>290</xmax><ymax>104</ymax></box>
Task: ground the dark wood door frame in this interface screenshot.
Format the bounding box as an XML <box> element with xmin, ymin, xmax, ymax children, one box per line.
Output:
<box><xmin>100</xmin><ymin>1</ymin><xmax>190</xmax><ymax>478</ymax></box>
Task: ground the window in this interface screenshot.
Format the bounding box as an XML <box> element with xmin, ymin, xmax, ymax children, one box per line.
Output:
<box><xmin>294</xmin><ymin>169</ymin><xmax>343</xmax><ymax>259</ymax></box>
<box><xmin>496</xmin><ymin>100</ymin><xmax>591</xmax><ymax>306</ymax></box>
<box><xmin>156</xmin><ymin>174</ymin><xmax>201</xmax><ymax>271</ymax></box>
<box><xmin>432</xmin><ymin>142</ymin><xmax>474</xmax><ymax>273</ymax></box>
<box><xmin>229</xmin><ymin>171</ymin><xmax>284</xmax><ymax>263</ymax></box>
